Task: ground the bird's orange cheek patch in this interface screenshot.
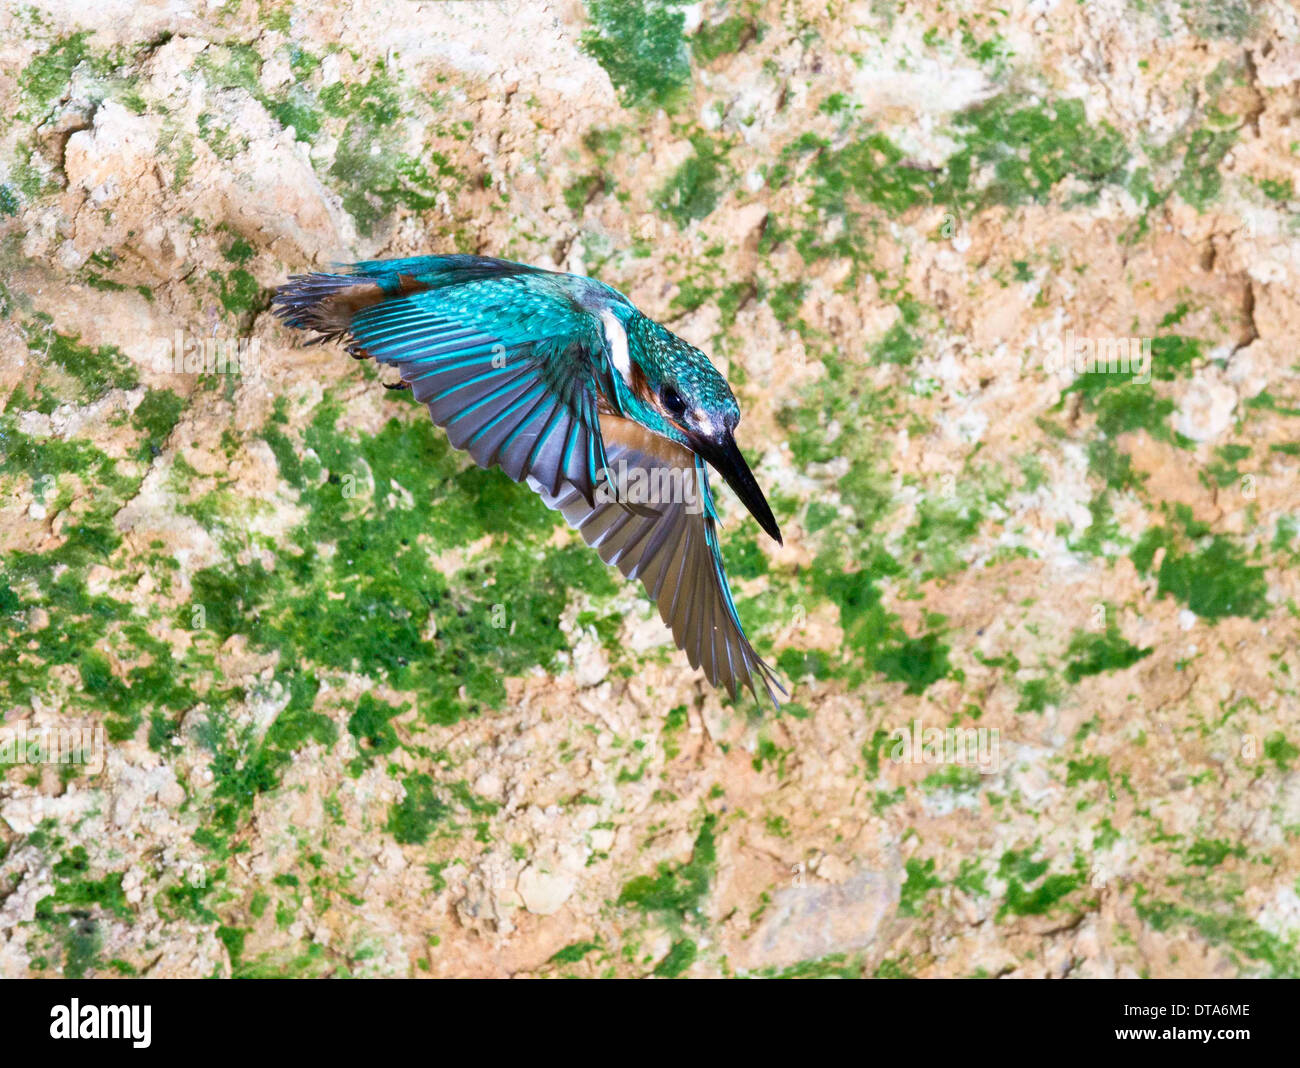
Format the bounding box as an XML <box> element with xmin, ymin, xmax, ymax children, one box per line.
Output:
<box><xmin>629</xmin><ymin>363</ymin><xmax>652</xmax><ymax>401</ymax></box>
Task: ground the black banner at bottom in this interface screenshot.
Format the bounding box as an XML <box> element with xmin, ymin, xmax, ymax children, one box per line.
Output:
<box><xmin>0</xmin><ymin>976</ymin><xmax>1289</xmax><ymax>1055</ymax></box>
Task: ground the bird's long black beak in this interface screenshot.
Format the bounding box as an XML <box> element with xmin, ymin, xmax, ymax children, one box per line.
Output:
<box><xmin>691</xmin><ymin>428</ymin><xmax>782</xmax><ymax>545</ymax></box>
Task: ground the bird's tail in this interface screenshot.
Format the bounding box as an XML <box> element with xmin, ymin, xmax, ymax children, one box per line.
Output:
<box><xmin>271</xmin><ymin>271</ymin><xmax>384</xmax><ymax>348</ymax></box>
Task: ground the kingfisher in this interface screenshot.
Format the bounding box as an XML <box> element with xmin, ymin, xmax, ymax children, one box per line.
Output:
<box><xmin>272</xmin><ymin>255</ymin><xmax>784</xmax><ymax>706</ymax></box>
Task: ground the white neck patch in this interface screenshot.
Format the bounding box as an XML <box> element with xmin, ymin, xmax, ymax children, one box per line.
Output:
<box><xmin>599</xmin><ymin>308</ymin><xmax>633</xmax><ymax>385</ymax></box>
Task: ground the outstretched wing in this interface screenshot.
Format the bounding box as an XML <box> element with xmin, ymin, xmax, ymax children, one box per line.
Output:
<box><xmin>531</xmin><ymin>413</ymin><xmax>785</xmax><ymax>708</ymax></box>
<box><xmin>275</xmin><ymin>264</ymin><xmax>617</xmax><ymax>504</ymax></box>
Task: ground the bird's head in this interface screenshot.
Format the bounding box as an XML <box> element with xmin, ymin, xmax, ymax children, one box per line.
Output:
<box><xmin>615</xmin><ymin>314</ymin><xmax>782</xmax><ymax>545</ymax></box>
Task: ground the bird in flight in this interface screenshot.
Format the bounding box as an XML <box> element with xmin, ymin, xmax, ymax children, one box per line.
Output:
<box><xmin>273</xmin><ymin>255</ymin><xmax>784</xmax><ymax>706</ymax></box>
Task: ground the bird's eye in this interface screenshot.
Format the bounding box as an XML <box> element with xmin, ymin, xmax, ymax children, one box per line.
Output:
<box><xmin>660</xmin><ymin>386</ymin><xmax>687</xmax><ymax>417</ymax></box>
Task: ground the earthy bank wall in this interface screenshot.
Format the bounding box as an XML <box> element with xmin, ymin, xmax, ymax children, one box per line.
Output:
<box><xmin>1</xmin><ymin>0</ymin><xmax>1299</xmax><ymax>977</ymax></box>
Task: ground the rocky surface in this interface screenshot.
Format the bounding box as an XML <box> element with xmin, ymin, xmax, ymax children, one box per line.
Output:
<box><xmin>1</xmin><ymin>0</ymin><xmax>1299</xmax><ymax>978</ymax></box>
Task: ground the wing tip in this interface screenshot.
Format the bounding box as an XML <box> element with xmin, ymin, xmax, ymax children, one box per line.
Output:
<box><xmin>723</xmin><ymin>647</ymin><xmax>786</xmax><ymax>712</ymax></box>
